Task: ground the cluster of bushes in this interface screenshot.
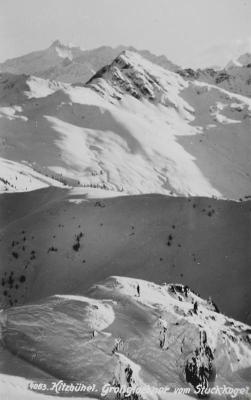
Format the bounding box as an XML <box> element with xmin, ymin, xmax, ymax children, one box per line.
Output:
<box><xmin>73</xmin><ymin>232</ymin><xmax>84</xmax><ymax>252</ymax></box>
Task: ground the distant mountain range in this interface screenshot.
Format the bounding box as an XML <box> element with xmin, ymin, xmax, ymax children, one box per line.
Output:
<box><xmin>1</xmin><ymin>41</ymin><xmax>251</xmax><ymax>99</ymax></box>
<box><xmin>0</xmin><ymin>49</ymin><xmax>250</xmax><ymax>199</ymax></box>
<box><xmin>0</xmin><ymin>42</ymin><xmax>250</xmax><ymax>399</ymax></box>
<box><xmin>0</xmin><ymin>40</ymin><xmax>179</xmax><ymax>84</ymax></box>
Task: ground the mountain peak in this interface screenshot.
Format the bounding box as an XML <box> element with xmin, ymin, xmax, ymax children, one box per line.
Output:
<box><xmin>86</xmin><ymin>50</ymin><xmax>185</xmax><ymax>105</ymax></box>
<box><xmin>237</xmin><ymin>52</ymin><xmax>251</xmax><ymax>67</ymax></box>
<box><xmin>226</xmin><ymin>52</ymin><xmax>251</xmax><ymax>69</ymax></box>
<box><xmin>86</xmin><ymin>50</ymin><xmax>158</xmax><ymax>100</ymax></box>
<box><xmin>50</xmin><ymin>39</ymin><xmax>65</xmax><ymax>48</ymax></box>
<box><xmin>47</xmin><ymin>40</ymin><xmax>83</xmax><ymax>62</ymax></box>
<box><xmin>0</xmin><ymin>42</ymin><xmax>178</xmax><ymax>85</ymax></box>
<box><xmin>50</xmin><ymin>39</ymin><xmax>78</xmax><ymax>49</ymax></box>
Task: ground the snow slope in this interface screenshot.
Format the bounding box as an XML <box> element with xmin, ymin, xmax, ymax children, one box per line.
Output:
<box><xmin>0</xmin><ymin>51</ymin><xmax>250</xmax><ymax>199</ymax></box>
<box><xmin>0</xmin><ymin>276</ymin><xmax>250</xmax><ymax>399</ymax></box>
<box><xmin>0</xmin><ymin>157</ymin><xmax>67</xmax><ymax>192</ymax></box>
<box><xmin>0</xmin><ymin>187</ymin><xmax>250</xmax><ymax>324</ymax></box>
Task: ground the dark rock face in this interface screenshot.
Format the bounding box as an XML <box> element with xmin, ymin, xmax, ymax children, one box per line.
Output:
<box><xmin>184</xmin><ymin>330</ymin><xmax>216</xmax><ymax>397</ymax></box>
<box><xmin>215</xmin><ymin>72</ymin><xmax>230</xmax><ymax>84</ymax></box>
<box><xmin>177</xmin><ymin>68</ymin><xmax>199</xmax><ymax>79</ymax></box>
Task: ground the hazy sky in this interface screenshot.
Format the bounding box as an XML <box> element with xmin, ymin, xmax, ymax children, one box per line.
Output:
<box><xmin>0</xmin><ymin>0</ymin><xmax>251</xmax><ymax>67</ymax></box>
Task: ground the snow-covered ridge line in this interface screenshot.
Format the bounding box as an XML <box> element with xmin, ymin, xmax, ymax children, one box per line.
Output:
<box><xmin>1</xmin><ymin>276</ymin><xmax>250</xmax><ymax>399</ymax></box>
<box><xmin>86</xmin><ymin>50</ymin><xmax>189</xmax><ymax>106</ymax></box>
<box><xmin>177</xmin><ymin>51</ymin><xmax>251</xmax><ymax>98</ymax></box>
<box><xmin>0</xmin><ymin>50</ymin><xmax>250</xmax><ymax>198</ymax></box>
<box><xmin>0</xmin><ymin>41</ymin><xmax>178</xmax><ymax>85</ymax></box>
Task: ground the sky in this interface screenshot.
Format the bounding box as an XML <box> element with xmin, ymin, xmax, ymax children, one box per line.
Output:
<box><xmin>0</xmin><ymin>0</ymin><xmax>251</xmax><ymax>67</ymax></box>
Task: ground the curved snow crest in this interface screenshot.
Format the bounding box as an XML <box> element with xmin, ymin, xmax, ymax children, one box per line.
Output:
<box><xmin>1</xmin><ymin>276</ymin><xmax>251</xmax><ymax>398</ymax></box>
<box><xmin>94</xmin><ymin>275</ymin><xmax>214</xmax><ymax>313</ymax></box>
<box><xmin>94</xmin><ymin>276</ymin><xmax>251</xmax><ymax>369</ymax></box>
<box><xmin>54</xmin><ymin>294</ymin><xmax>115</xmax><ymax>331</ymax></box>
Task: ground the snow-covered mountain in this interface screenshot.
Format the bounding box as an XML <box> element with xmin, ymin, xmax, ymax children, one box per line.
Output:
<box><xmin>1</xmin><ymin>52</ymin><xmax>251</xmax><ymax>396</ymax></box>
<box><xmin>178</xmin><ymin>52</ymin><xmax>251</xmax><ymax>98</ymax></box>
<box><xmin>222</xmin><ymin>53</ymin><xmax>251</xmax><ymax>97</ymax></box>
<box><xmin>0</xmin><ymin>50</ymin><xmax>250</xmax><ymax>199</ymax></box>
<box><xmin>0</xmin><ymin>274</ymin><xmax>250</xmax><ymax>399</ymax></box>
<box><xmin>1</xmin><ymin>45</ymin><xmax>251</xmax><ymax>400</ymax></box>
<box><xmin>0</xmin><ymin>187</ymin><xmax>250</xmax><ymax>324</ymax></box>
<box><xmin>0</xmin><ymin>40</ymin><xmax>83</xmax><ymax>77</ymax></box>
<box><xmin>0</xmin><ymin>41</ymin><xmax>178</xmax><ymax>84</ymax></box>
<box><xmin>226</xmin><ymin>53</ymin><xmax>251</xmax><ymax>70</ymax></box>
<box><xmin>0</xmin><ymin>181</ymin><xmax>251</xmax><ymax>398</ymax></box>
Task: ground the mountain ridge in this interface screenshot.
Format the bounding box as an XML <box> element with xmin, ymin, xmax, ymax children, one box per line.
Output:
<box><xmin>1</xmin><ymin>275</ymin><xmax>250</xmax><ymax>398</ymax></box>
<box><xmin>0</xmin><ymin>41</ymin><xmax>179</xmax><ymax>84</ymax></box>
<box><xmin>177</xmin><ymin>52</ymin><xmax>251</xmax><ymax>98</ymax></box>
<box><xmin>0</xmin><ymin>45</ymin><xmax>251</xmax><ymax>399</ymax></box>
<box><xmin>0</xmin><ymin>49</ymin><xmax>250</xmax><ymax>199</ymax></box>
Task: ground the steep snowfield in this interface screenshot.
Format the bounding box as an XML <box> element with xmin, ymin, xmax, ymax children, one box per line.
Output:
<box><xmin>0</xmin><ymin>157</ymin><xmax>66</xmax><ymax>192</ymax></box>
<box><xmin>0</xmin><ymin>187</ymin><xmax>250</xmax><ymax>324</ymax></box>
<box><xmin>0</xmin><ymin>276</ymin><xmax>250</xmax><ymax>399</ymax></box>
<box><xmin>0</xmin><ymin>51</ymin><xmax>250</xmax><ymax>199</ymax></box>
